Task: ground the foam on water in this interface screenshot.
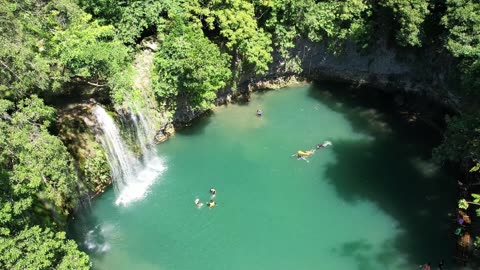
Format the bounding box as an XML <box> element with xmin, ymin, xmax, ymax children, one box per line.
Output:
<box><xmin>93</xmin><ymin>105</ymin><xmax>166</xmax><ymax>207</ymax></box>
<box><xmin>115</xmin><ymin>155</ymin><xmax>167</xmax><ymax>206</ymax></box>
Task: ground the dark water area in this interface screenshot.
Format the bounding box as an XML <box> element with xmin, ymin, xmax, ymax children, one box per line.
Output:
<box><xmin>308</xmin><ymin>82</ymin><xmax>460</xmax><ymax>267</ymax></box>
<box><xmin>70</xmin><ymin>83</ymin><xmax>466</xmax><ymax>270</ymax></box>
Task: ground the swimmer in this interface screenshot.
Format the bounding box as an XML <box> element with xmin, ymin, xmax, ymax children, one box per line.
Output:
<box><xmin>210</xmin><ymin>188</ymin><xmax>216</xmax><ymax>195</ymax></box>
<box><xmin>256</xmin><ymin>109</ymin><xmax>262</xmax><ymax>116</ymax></box>
<box><xmin>293</xmin><ymin>152</ymin><xmax>309</xmax><ymax>162</ymax></box>
<box><xmin>322</xmin><ymin>141</ymin><xmax>332</xmax><ymax>147</ymax></box>
<box><xmin>194</xmin><ymin>198</ymin><xmax>203</xmax><ymax>208</ymax></box>
<box><xmin>207</xmin><ymin>200</ymin><xmax>216</xmax><ymax>208</ymax></box>
<box><xmin>317</xmin><ymin>141</ymin><xmax>332</xmax><ymax>149</ymax></box>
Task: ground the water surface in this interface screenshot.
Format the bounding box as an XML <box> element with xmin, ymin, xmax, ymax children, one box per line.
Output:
<box><xmin>71</xmin><ymin>84</ymin><xmax>458</xmax><ymax>270</ymax></box>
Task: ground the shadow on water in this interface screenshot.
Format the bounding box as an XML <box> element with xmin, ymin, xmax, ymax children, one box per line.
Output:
<box><xmin>308</xmin><ymin>82</ymin><xmax>459</xmax><ymax>268</ymax></box>
<box><xmin>174</xmin><ymin>111</ymin><xmax>213</xmax><ymax>136</ymax></box>
<box><xmin>67</xmin><ymin>204</ymin><xmax>113</xmax><ymax>265</ymax></box>
<box><xmin>231</xmin><ymin>88</ymin><xmax>272</xmax><ymax>107</ymax></box>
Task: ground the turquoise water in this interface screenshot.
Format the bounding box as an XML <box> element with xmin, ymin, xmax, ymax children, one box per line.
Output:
<box><xmin>70</xmin><ymin>84</ymin><xmax>458</xmax><ymax>269</ymax></box>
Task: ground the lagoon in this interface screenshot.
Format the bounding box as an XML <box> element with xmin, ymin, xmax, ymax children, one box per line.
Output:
<box><xmin>70</xmin><ymin>83</ymin><xmax>456</xmax><ymax>270</ymax></box>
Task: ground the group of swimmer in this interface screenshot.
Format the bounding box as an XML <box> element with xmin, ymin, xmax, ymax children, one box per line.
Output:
<box><xmin>293</xmin><ymin>140</ymin><xmax>332</xmax><ymax>162</ymax></box>
<box><xmin>194</xmin><ymin>188</ymin><xmax>217</xmax><ymax>208</ymax></box>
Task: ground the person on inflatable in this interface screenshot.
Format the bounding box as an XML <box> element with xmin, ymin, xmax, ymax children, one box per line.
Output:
<box><xmin>297</xmin><ymin>150</ymin><xmax>314</xmax><ymax>156</ymax></box>
<box><xmin>293</xmin><ymin>150</ymin><xmax>314</xmax><ymax>162</ymax></box>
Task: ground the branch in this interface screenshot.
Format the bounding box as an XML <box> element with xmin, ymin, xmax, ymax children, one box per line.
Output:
<box><xmin>466</xmin><ymin>201</ymin><xmax>480</xmax><ymax>207</ymax></box>
<box><xmin>87</xmin><ymin>81</ymin><xmax>106</xmax><ymax>87</ymax></box>
<box><xmin>41</xmin><ymin>172</ymin><xmax>48</xmax><ymax>184</ymax></box>
<box><xmin>0</xmin><ymin>60</ymin><xmax>20</xmax><ymax>80</ymax></box>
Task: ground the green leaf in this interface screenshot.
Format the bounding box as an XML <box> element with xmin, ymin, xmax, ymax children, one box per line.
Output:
<box><xmin>459</xmin><ymin>199</ymin><xmax>469</xmax><ymax>210</ymax></box>
<box><xmin>470</xmin><ymin>163</ymin><xmax>480</xmax><ymax>172</ymax></box>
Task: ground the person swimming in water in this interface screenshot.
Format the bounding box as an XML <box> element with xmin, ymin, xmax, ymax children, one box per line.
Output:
<box><xmin>207</xmin><ymin>200</ymin><xmax>216</xmax><ymax>208</ymax></box>
<box><xmin>210</xmin><ymin>188</ymin><xmax>216</xmax><ymax>195</ymax></box>
<box><xmin>256</xmin><ymin>109</ymin><xmax>262</xmax><ymax>116</ymax></box>
<box><xmin>194</xmin><ymin>198</ymin><xmax>203</xmax><ymax>208</ymax></box>
<box><xmin>317</xmin><ymin>141</ymin><xmax>333</xmax><ymax>149</ymax></box>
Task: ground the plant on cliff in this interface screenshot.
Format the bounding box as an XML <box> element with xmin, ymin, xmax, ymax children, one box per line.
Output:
<box><xmin>442</xmin><ymin>0</ymin><xmax>480</xmax><ymax>91</ymax></box>
<box><xmin>81</xmin><ymin>0</ymin><xmax>182</xmax><ymax>44</ymax></box>
<box><xmin>186</xmin><ymin>0</ymin><xmax>273</xmax><ymax>74</ymax></box>
<box><xmin>83</xmin><ymin>146</ymin><xmax>111</xmax><ymax>193</ymax></box>
<box><xmin>381</xmin><ymin>0</ymin><xmax>430</xmax><ymax>47</ymax></box>
<box><xmin>46</xmin><ymin>7</ymin><xmax>131</xmax><ymax>86</ymax></box>
<box><xmin>152</xmin><ymin>23</ymin><xmax>232</xmax><ymax>111</ymax></box>
<box><xmin>261</xmin><ymin>0</ymin><xmax>372</xmax><ymax>63</ymax></box>
<box><xmin>434</xmin><ymin>113</ymin><xmax>480</xmax><ymax>168</ymax></box>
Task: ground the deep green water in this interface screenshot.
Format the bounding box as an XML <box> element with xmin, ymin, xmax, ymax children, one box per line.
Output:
<box><xmin>70</xmin><ymin>84</ymin><xmax>459</xmax><ymax>270</ymax></box>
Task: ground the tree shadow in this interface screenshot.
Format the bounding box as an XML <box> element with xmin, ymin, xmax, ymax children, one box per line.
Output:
<box><xmin>307</xmin><ymin>82</ymin><xmax>460</xmax><ymax>267</ymax></box>
<box><xmin>174</xmin><ymin>111</ymin><xmax>213</xmax><ymax>137</ymax></box>
<box><xmin>326</xmin><ymin>139</ymin><xmax>455</xmax><ymax>266</ymax></box>
<box><xmin>67</xmin><ymin>204</ymin><xmax>111</xmax><ymax>266</ymax></box>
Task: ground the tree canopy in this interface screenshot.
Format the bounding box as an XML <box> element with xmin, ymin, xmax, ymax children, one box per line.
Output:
<box><xmin>153</xmin><ymin>23</ymin><xmax>232</xmax><ymax>111</ymax></box>
<box><xmin>0</xmin><ymin>96</ymin><xmax>89</xmax><ymax>268</ymax></box>
<box><xmin>0</xmin><ymin>0</ymin><xmax>130</xmax><ymax>99</ymax></box>
<box><xmin>0</xmin><ymin>226</ymin><xmax>90</xmax><ymax>270</ymax></box>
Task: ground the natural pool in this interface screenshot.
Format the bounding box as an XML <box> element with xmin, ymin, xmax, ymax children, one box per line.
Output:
<box><xmin>70</xmin><ymin>83</ymin><xmax>458</xmax><ymax>270</ymax></box>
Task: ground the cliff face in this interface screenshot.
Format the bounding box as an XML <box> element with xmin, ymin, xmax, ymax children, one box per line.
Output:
<box><xmin>243</xmin><ymin>38</ymin><xmax>460</xmax><ymax>112</ymax></box>
<box><xmin>168</xmin><ymin>37</ymin><xmax>461</xmax><ymax>126</ymax></box>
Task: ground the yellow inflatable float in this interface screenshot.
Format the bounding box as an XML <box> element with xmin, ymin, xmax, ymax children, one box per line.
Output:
<box><xmin>297</xmin><ymin>150</ymin><xmax>314</xmax><ymax>156</ymax></box>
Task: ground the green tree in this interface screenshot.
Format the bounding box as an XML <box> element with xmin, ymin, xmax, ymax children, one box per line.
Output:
<box><xmin>0</xmin><ymin>95</ymin><xmax>79</xmax><ymax>235</ymax></box>
<box><xmin>263</xmin><ymin>0</ymin><xmax>371</xmax><ymax>58</ymax></box>
<box><xmin>45</xmin><ymin>0</ymin><xmax>131</xmax><ymax>87</ymax></box>
<box><xmin>381</xmin><ymin>0</ymin><xmax>430</xmax><ymax>47</ymax></box>
<box><xmin>434</xmin><ymin>112</ymin><xmax>480</xmax><ymax>166</ymax></box>
<box><xmin>0</xmin><ymin>0</ymin><xmax>51</xmax><ymax>99</ymax></box>
<box><xmin>0</xmin><ymin>0</ymin><xmax>130</xmax><ymax>99</ymax></box>
<box><xmin>0</xmin><ymin>226</ymin><xmax>90</xmax><ymax>270</ymax></box>
<box><xmin>187</xmin><ymin>0</ymin><xmax>273</xmax><ymax>74</ymax></box>
<box><xmin>442</xmin><ymin>0</ymin><xmax>480</xmax><ymax>90</ymax></box>
<box><xmin>152</xmin><ymin>23</ymin><xmax>232</xmax><ymax>111</ymax></box>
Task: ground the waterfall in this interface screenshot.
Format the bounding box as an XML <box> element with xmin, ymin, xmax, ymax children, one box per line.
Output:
<box><xmin>93</xmin><ymin>106</ymin><xmax>166</xmax><ymax>206</ymax></box>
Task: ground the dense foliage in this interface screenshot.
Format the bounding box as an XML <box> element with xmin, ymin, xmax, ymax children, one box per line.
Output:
<box><xmin>435</xmin><ymin>0</ymin><xmax>480</xmax><ymax>168</ymax></box>
<box><xmin>0</xmin><ymin>96</ymin><xmax>90</xmax><ymax>268</ymax></box>
<box><xmin>0</xmin><ymin>0</ymin><xmax>130</xmax><ymax>100</ymax></box>
<box><xmin>0</xmin><ymin>226</ymin><xmax>90</xmax><ymax>270</ymax></box>
<box><xmin>2</xmin><ymin>0</ymin><xmax>480</xmax><ymax>267</ymax></box>
<box><xmin>153</xmin><ymin>23</ymin><xmax>232</xmax><ymax>111</ymax></box>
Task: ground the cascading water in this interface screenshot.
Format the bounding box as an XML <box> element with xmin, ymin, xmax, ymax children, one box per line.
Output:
<box><xmin>93</xmin><ymin>105</ymin><xmax>166</xmax><ymax>206</ymax></box>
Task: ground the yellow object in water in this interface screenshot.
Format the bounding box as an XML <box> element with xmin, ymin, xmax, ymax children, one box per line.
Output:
<box><xmin>208</xmin><ymin>202</ymin><xmax>216</xmax><ymax>208</ymax></box>
<box><xmin>297</xmin><ymin>150</ymin><xmax>313</xmax><ymax>156</ymax></box>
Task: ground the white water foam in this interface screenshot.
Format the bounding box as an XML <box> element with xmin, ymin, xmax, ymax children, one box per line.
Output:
<box><xmin>84</xmin><ymin>223</ymin><xmax>115</xmax><ymax>253</ymax></box>
<box><xmin>93</xmin><ymin>105</ymin><xmax>166</xmax><ymax>207</ymax></box>
<box><xmin>115</xmin><ymin>155</ymin><xmax>167</xmax><ymax>206</ymax></box>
